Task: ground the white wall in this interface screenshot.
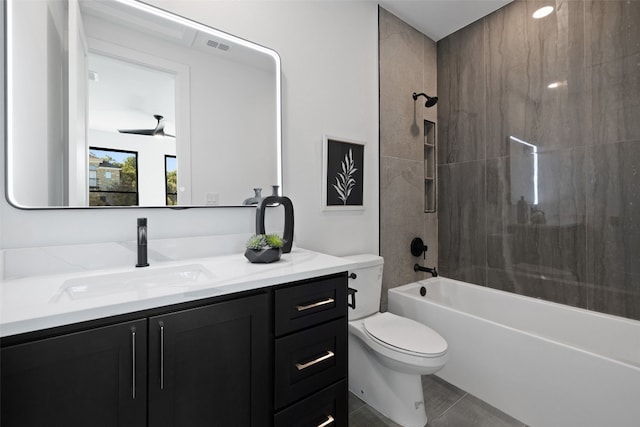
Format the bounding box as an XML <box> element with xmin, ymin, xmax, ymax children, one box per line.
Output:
<box><xmin>8</xmin><ymin>0</ymin><xmax>66</xmax><ymax>206</ymax></box>
<box><xmin>0</xmin><ymin>0</ymin><xmax>379</xmax><ymax>257</ymax></box>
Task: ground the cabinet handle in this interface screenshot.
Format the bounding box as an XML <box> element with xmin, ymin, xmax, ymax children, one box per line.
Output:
<box><xmin>296</xmin><ymin>298</ymin><xmax>334</xmax><ymax>312</ymax></box>
<box><xmin>318</xmin><ymin>415</ymin><xmax>335</xmax><ymax>427</ymax></box>
<box><xmin>131</xmin><ymin>327</ymin><xmax>136</xmax><ymax>399</ymax></box>
<box><xmin>159</xmin><ymin>321</ymin><xmax>165</xmax><ymax>390</ymax></box>
<box><xmin>295</xmin><ymin>350</ymin><xmax>335</xmax><ymax>370</ymax></box>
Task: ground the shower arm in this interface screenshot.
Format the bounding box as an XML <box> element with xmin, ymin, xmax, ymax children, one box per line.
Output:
<box><xmin>412</xmin><ymin>92</ymin><xmax>438</xmax><ymax>108</ymax></box>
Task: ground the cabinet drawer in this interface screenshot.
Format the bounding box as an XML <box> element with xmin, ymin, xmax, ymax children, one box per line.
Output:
<box><xmin>274</xmin><ymin>379</ymin><xmax>347</xmax><ymax>427</ymax></box>
<box><xmin>275</xmin><ymin>273</ymin><xmax>347</xmax><ymax>336</ymax></box>
<box><xmin>275</xmin><ymin>318</ymin><xmax>347</xmax><ymax>409</ymax></box>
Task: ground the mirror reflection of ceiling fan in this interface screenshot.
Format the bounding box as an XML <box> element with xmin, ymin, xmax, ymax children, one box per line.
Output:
<box><xmin>118</xmin><ymin>114</ymin><xmax>174</xmax><ymax>138</ymax></box>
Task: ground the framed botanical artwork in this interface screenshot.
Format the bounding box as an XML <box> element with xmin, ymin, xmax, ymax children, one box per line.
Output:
<box><xmin>322</xmin><ymin>135</ymin><xmax>365</xmax><ymax>210</ymax></box>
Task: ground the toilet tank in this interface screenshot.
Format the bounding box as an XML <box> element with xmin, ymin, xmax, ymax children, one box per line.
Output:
<box><xmin>343</xmin><ymin>254</ymin><xmax>384</xmax><ymax>320</ymax></box>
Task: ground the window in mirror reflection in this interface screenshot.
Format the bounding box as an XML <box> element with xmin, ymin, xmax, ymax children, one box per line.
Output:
<box><xmin>165</xmin><ymin>155</ymin><xmax>177</xmax><ymax>206</ymax></box>
<box><xmin>89</xmin><ymin>148</ymin><xmax>139</xmax><ymax>206</ymax></box>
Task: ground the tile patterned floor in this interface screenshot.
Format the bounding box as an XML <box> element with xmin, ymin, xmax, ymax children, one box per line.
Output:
<box><xmin>348</xmin><ymin>375</ymin><xmax>528</xmax><ymax>427</ymax></box>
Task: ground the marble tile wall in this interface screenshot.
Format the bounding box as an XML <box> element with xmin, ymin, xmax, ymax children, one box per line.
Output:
<box><xmin>379</xmin><ymin>8</ymin><xmax>438</xmax><ymax>311</ymax></box>
<box><xmin>437</xmin><ymin>0</ymin><xmax>640</xmax><ymax>320</ymax></box>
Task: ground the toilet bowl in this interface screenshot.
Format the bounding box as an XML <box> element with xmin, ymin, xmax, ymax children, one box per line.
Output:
<box><xmin>353</xmin><ymin>312</ymin><xmax>448</xmax><ymax>375</ymax></box>
<box><xmin>345</xmin><ymin>254</ymin><xmax>448</xmax><ymax>427</ymax></box>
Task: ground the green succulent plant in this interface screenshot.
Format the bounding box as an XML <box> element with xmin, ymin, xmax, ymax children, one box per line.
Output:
<box><xmin>264</xmin><ymin>234</ymin><xmax>284</xmax><ymax>248</ymax></box>
<box><xmin>246</xmin><ymin>234</ymin><xmax>283</xmax><ymax>250</ymax></box>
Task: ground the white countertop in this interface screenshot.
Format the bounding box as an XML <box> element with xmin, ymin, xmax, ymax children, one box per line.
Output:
<box><xmin>0</xmin><ymin>248</ymin><xmax>354</xmax><ymax>338</ymax></box>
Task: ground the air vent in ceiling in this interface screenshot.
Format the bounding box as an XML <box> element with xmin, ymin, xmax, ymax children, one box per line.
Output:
<box><xmin>207</xmin><ymin>39</ymin><xmax>230</xmax><ymax>52</ymax></box>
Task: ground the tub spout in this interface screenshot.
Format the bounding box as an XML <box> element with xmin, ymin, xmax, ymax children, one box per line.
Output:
<box><xmin>414</xmin><ymin>263</ymin><xmax>438</xmax><ymax>277</ymax></box>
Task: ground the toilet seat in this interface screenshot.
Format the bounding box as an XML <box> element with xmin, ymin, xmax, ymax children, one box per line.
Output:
<box><xmin>363</xmin><ymin>312</ymin><xmax>447</xmax><ymax>357</ymax></box>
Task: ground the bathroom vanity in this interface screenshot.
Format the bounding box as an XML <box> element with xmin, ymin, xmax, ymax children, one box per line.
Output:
<box><xmin>0</xmin><ymin>248</ymin><xmax>351</xmax><ymax>427</ymax></box>
<box><xmin>3</xmin><ymin>0</ymin><xmax>352</xmax><ymax>422</ymax></box>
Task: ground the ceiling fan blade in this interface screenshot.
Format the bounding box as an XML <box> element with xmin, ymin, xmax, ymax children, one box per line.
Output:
<box><xmin>117</xmin><ymin>115</ymin><xmax>174</xmax><ymax>137</ymax></box>
<box><xmin>118</xmin><ymin>128</ymin><xmax>154</xmax><ymax>135</ymax></box>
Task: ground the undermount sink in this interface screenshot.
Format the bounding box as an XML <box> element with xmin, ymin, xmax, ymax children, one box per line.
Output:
<box><xmin>50</xmin><ymin>264</ymin><xmax>214</xmax><ymax>302</ymax></box>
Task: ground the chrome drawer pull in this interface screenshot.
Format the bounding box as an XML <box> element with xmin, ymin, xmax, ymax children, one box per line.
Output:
<box><xmin>131</xmin><ymin>327</ymin><xmax>136</xmax><ymax>399</ymax></box>
<box><xmin>295</xmin><ymin>350</ymin><xmax>335</xmax><ymax>370</ymax></box>
<box><xmin>318</xmin><ymin>415</ymin><xmax>335</xmax><ymax>427</ymax></box>
<box><xmin>159</xmin><ymin>321</ymin><xmax>165</xmax><ymax>390</ymax></box>
<box><xmin>296</xmin><ymin>298</ymin><xmax>334</xmax><ymax>312</ymax></box>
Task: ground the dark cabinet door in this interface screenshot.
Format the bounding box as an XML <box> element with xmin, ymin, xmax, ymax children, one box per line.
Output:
<box><xmin>0</xmin><ymin>319</ymin><xmax>147</xmax><ymax>427</ymax></box>
<box><xmin>148</xmin><ymin>293</ymin><xmax>270</xmax><ymax>427</ymax></box>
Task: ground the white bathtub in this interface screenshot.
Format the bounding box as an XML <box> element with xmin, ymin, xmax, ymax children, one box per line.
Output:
<box><xmin>388</xmin><ymin>277</ymin><xmax>640</xmax><ymax>427</ymax></box>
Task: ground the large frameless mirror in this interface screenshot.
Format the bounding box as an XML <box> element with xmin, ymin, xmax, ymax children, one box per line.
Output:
<box><xmin>5</xmin><ymin>0</ymin><xmax>281</xmax><ymax>208</ymax></box>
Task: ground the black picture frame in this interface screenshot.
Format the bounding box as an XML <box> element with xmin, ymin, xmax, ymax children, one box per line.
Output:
<box><xmin>322</xmin><ymin>136</ymin><xmax>365</xmax><ymax>209</ymax></box>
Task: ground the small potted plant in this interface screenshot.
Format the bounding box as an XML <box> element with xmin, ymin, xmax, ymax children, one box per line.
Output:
<box><xmin>244</xmin><ymin>234</ymin><xmax>284</xmax><ymax>263</ymax></box>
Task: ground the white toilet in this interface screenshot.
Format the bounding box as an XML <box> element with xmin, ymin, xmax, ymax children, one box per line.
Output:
<box><xmin>345</xmin><ymin>254</ymin><xmax>448</xmax><ymax>427</ymax></box>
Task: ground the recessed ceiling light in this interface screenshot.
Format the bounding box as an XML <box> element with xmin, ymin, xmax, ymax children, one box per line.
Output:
<box><xmin>533</xmin><ymin>6</ymin><xmax>554</xmax><ymax>19</ymax></box>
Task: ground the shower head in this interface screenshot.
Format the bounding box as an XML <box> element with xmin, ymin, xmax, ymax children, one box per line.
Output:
<box><xmin>424</xmin><ymin>96</ymin><xmax>438</xmax><ymax>108</ymax></box>
<box><xmin>412</xmin><ymin>92</ymin><xmax>438</xmax><ymax>108</ymax></box>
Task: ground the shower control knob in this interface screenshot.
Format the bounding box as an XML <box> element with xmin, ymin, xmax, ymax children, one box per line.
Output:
<box><xmin>410</xmin><ymin>237</ymin><xmax>428</xmax><ymax>258</ymax></box>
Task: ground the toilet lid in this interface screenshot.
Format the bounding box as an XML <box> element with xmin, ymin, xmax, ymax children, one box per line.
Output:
<box><xmin>363</xmin><ymin>312</ymin><xmax>447</xmax><ymax>356</ymax></box>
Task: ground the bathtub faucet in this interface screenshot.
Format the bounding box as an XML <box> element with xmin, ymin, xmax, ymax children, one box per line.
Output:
<box><xmin>414</xmin><ymin>263</ymin><xmax>438</xmax><ymax>277</ymax></box>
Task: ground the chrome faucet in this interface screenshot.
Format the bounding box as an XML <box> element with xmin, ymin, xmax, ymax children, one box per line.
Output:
<box><xmin>136</xmin><ymin>218</ymin><xmax>149</xmax><ymax>267</ymax></box>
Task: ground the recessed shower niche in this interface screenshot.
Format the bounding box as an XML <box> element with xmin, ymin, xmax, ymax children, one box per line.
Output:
<box><xmin>423</xmin><ymin>120</ymin><xmax>436</xmax><ymax>213</ymax></box>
